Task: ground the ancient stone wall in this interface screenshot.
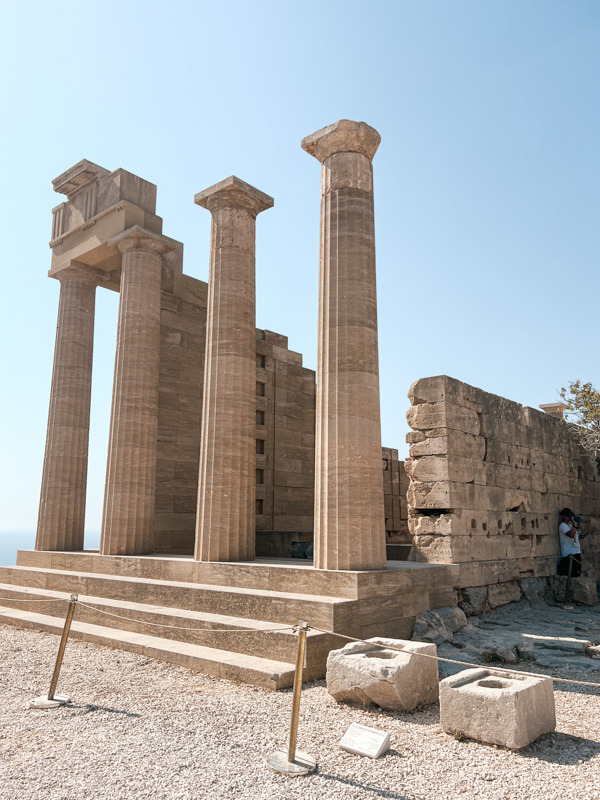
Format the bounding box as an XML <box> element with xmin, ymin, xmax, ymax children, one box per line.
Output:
<box><xmin>255</xmin><ymin>330</ymin><xmax>316</xmax><ymax>535</ymax></box>
<box><xmin>406</xmin><ymin>376</ymin><xmax>600</xmax><ymax>597</ymax></box>
<box><xmin>154</xmin><ymin>273</ymin><xmax>207</xmax><ymax>554</ymax></box>
<box><xmin>153</xmin><ymin>273</ymin><xmax>317</xmax><ymax>553</ymax></box>
<box><xmin>382</xmin><ymin>448</ymin><xmax>409</xmax><ymax>544</ymax></box>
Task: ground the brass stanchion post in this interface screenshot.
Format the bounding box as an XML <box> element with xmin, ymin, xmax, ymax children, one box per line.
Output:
<box><xmin>30</xmin><ymin>594</ymin><xmax>78</xmax><ymax>709</ymax></box>
<box><xmin>267</xmin><ymin>619</ymin><xmax>317</xmax><ymax>776</ymax></box>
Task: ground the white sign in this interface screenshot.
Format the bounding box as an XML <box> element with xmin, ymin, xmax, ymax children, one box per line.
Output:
<box><xmin>339</xmin><ymin>722</ymin><xmax>390</xmax><ymax>759</ymax></box>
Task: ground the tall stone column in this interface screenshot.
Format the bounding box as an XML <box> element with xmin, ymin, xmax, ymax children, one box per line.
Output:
<box><xmin>194</xmin><ymin>177</ymin><xmax>273</xmax><ymax>562</ymax></box>
<box><xmin>302</xmin><ymin>120</ymin><xmax>386</xmax><ymax>570</ymax></box>
<box><xmin>101</xmin><ymin>227</ymin><xmax>171</xmax><ymax>556</ymax></box>
<box><xmin>36</xmin><ymin>266</ymin><xmax>98</xmax><ymax>551</ymax></box>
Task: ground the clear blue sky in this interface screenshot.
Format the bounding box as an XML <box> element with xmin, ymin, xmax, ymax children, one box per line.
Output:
<box><xmin>1</xmin><ymin>0</ymin><xmax>598</xmax><ymax>537</ymax></box>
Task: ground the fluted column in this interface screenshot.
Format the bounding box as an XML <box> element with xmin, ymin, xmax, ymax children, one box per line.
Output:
<box><xmin>101</xmin><ymin>227</ymin><xmax>171</xmax><ymax>555</ymax></box>
<box><xmin>302</xmin><ymin>119</ymin><xmax>386</xmax><ymax>570</ymax></box>
<box><xmin>194</xmin><ymin>177</ymin><xmax>273</xmax><ymax>562</ymax></box>
<box><xmin>36</xmin><ymin>266</ymin><xmax>98</xmax><ymax>551</ymax></box>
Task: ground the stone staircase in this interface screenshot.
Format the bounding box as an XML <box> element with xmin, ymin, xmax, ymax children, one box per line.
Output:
<box><xmin>0</xmin><ymin>551</ymin><xmax>458</xmax><ymax>689</ymax></box>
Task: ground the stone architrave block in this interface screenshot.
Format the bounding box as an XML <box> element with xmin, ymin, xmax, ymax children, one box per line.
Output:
<box><xmin>326</xmin><ymin>637</ymin><xmax>438</xmax><ymax>711</ymax></box>
<box><xmin>440</xmin><ymin>668</ymin><xmax>555</xmax><ymax>749</ymax></box>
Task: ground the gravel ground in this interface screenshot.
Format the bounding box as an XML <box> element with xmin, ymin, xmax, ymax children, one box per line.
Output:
<box><xmin>1</xmin><ymin>621</ymin><xmax>599</xmax><ymax>800</ymax></box>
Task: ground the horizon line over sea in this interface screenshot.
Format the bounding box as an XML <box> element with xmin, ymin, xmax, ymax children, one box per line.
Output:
<box><xmin>0</xmin><ymin>531</ymin><xmax>101</xmax><ymax>567</ymax></box>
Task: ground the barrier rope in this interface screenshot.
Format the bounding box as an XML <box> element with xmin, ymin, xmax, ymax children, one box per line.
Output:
<box><xmin>0</xmin><ymin>595</ymin><xmax>67</xmax><ymax>603</ymax></box>
<box><xmin>308</xmin><ymin>625</ymin><xmax>600</xmax><ymax>689</ymax></box>
<box><xmin>3</xmin><ymin>592</ymin><xmax>600</xmax><ymax>689</ymax></box>
<box><xmin>0</xmin><ymin>594</ymin><xmax>293</xmax><ymax>634</ymax></box>
<box><xmin>74</xmin><ymin>600</ymin><xmax>294</xmax><ymax>634</ymax></box>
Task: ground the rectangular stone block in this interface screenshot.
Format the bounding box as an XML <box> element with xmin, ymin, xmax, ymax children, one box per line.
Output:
<box><xmin>409</xmin><ymin>430</ymin><xmax>485</xmax><ymax>460</ymax></box>
<box><xmin>407</xmin><ymin>401</ymin><xmax>480</xmax><ymax>436</ymax></box>
<box><xmin>440</xmin><ymin>668</ymin><xmax>555</xmax><ymax>749</ymax></box>
<box><xmin>327</xmin><ymin>638</ymin><xmax>439</xmax><ymax>712</ymax></box>
<box><xmin>405</xmin><ymin>455</ymin><xmax>485</xmax><ymax>485</ymax></box>
<box><xmin>487</xmin><ymin>580</ymin><xmax>521</xmax><ymax>608</ymax></box>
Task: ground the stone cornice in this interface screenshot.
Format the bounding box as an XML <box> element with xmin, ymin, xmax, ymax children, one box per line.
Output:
<box><xmin>52</xmin><ymin>159</ymin><xmax>110</xmax><ymax>200</ymax></box>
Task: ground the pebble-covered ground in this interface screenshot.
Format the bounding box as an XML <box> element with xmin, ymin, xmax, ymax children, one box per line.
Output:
<box><xmin>1</xmin><ymin>620</ymin><xmax>599</xmax><ymax>800</ymax></box>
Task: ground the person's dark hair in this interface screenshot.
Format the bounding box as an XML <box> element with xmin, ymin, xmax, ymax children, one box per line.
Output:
<box><xmin>559</xmin><ymin>507</ymin><xmax>574</xmax><ymax>518</ymax></box>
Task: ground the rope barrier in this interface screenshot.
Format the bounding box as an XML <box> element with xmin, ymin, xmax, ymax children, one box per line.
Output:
<box><xmin>0</xmin><ymin>595</ymin><xmax>68</xmax><ymax>603</ymax></box>
<box><xmin>4</xmin><ymin>590</ymin><xmax>599</xmax><ymax>690</ymax></box>
<box><xmin>308</xmin><ymin>625</ymin><xmax>600</xmax><ymax>689</ymax></box>
<box><xmin>0</xmin><ymin>593</ymin><xmax>292</xmax><ymax>633</ymax></box>
<box><xmin>75</xmin><ymin>600</ymin><xmax>294</xmax><ymax>634</ymax></box>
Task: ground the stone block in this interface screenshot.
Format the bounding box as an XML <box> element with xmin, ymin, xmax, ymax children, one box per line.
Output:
<box><xmin>409</xmin><ymin>430</ymin><xmax>485</xmax><ymax>460</ymax></box>
<box><xmin>440</xmin><ymin>667</ymin><xmax>555</xmax><ymax>749</ymax></box>
<box><xmin>459</xmin><ymin>586</ymin><xmax>488</xmax><ymax>616</ymax></box>
<box><xmin>470</xmin><ymin>535</ymin><xmax>508</xmax><ymax>561</ymax></box>
<box><xmin>412</xmin><ymin>606</ymin><xmax>467</xmax><ymax>644</ymax></box>
<box><xmin>406</xmin><ymin>401</ymin><xmax>480</xmax><ymax>435</ymax></box>
<box><xmin>487</xmin><ymin>581</ymin><xmax>521</xmax><ymax>608</ymax></box>
<box><xmin>518</xmin><ymin>577</ymin><xmax>548</xmax><ymax>606</ymax></box>
<box><xmin>551</xmin><ymin>576</ymin><xmax>598</xmax><ymax>605</ymax></box>
<box><xmin>327</xmin><ymin>637</ymin><xmax>438</xmax><ymax>711</ymax></box>
<box><xmin>410</xmin><ymin>534</ymin><xmax>471</xmax><ymax>564</ymax></box>
<box><xmin>405</xmin><ymin>455</ymin><xmax>484</xmax><ymax>485</ymax></box>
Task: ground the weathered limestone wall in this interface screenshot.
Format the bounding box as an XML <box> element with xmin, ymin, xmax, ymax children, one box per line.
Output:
<box><xmin>382</xmin><ymin>448</ymin><xmax>410</xmax><ymax>544</ymax></box>
<box><xmin>406</xmin><ymin>376</ymin><xmax>600</xmax><ymax>595</ymax></box>
<box><xmin>255</xmin><ymin>330</ymin><xmax>316</xmax><ymax>535</ymax></box>
<box><xmin>153</xmin><ymin>278</ymin><xmax>316</xmax><ymax>553</ymax></box>
<box><xmin>153</xmin><ymin>274</ymin><xmax>405</xmax><ymax>555</ymax></box>
<box><xmin>153</xmin><ymin>272</ymin><xmax>207</xmax><ymax>554</ymax></box>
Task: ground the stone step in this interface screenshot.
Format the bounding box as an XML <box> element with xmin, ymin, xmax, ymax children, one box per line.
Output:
<box><xmin>0</xmin><ymin>604</ymin><xmax>297</xmax><ymax>690</ymax></box>
<box><xmin>16</xmin><ymin>550</ymin><xmax>458</xmax><ymax>602</ymax></box>
<box><xmin>0</xmin><ymin>583</ymin><xmax>341</xmax><ymax>676</ymax></box>
<box><xmin>0</xmin><ymin>566</ymin><xmax>348</xmax><ymax>629</ymax></box>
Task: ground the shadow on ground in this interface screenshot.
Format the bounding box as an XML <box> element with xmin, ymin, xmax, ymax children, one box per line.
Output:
<box><xmin>522</xmin><ymin>731</ymin><xmax>600</xmax><ymax>764</ymax></box>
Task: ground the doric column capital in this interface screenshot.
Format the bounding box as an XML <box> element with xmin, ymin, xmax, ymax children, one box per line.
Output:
<box><xmin>194</xmin><ymin>176</ymin><xmax>274</xmax><ymax>218</ymax></box>
<box><xmin>110</xmin><ymin>225</ymin><xmax>174</xmax><ymax>257</ymax></box>
<box><xmin>54</xmin><ymin>261</ymin><xmax>101</xmax><ymax>285</ymax></box>
<box><xmin>301</xmin><ymin>119</ymin><xmax>381</xmax><ymax>164</ymax></box>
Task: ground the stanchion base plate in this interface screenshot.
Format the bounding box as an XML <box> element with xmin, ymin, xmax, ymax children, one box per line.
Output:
<box><xmin>29</xmin><ymin>694</ymin><xmax>71</xmax><ymax>709</ymax></box>
<box><xmin>266</xmin><ymin>750</ymin><xmax>317</xmax><ymax>776</ymax></box>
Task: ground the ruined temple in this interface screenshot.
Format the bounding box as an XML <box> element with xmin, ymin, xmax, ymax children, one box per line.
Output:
<box><xmin>0</xmin><ymin>120</ymin><xmax>597</xmax><ymax>687</ymax></box>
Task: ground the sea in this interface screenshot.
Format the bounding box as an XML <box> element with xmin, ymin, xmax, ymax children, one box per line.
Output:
<box><xmin>0</xmin><ymin>531</ymin><xmax>101</xmax><ymax>566</ymax></box>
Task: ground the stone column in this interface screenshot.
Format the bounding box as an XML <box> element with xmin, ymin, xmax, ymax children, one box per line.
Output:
<box><xmin>194</xmin><ymin>177</ymin><xmax>273</xmax><ymax>562</ymax></box>
<box><xmin>36</xmin><ymin>266</ymin><xmax>98</xmax><ymax>551</ymax></box>
<box><xmin>302</xmin><ymin>119</ymin><xmax>386</xmax><ymax>570</ymax></box>
<box><xmin>101</xmin><ymin>227</ymin><xmax>171</xmax><ymax>556</ymax></box>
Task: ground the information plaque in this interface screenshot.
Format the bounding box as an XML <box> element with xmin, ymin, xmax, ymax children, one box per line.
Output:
<box><xmin>339</xmin><ymin>722</ymin><xmax>390</xmax><ymax>759</ymax></box>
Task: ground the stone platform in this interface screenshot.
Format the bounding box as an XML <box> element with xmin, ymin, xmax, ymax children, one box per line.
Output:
<box><xmin>0</xmin><ymin>551</ymin><xmax>457</xmax><ymax>689</ymax></box>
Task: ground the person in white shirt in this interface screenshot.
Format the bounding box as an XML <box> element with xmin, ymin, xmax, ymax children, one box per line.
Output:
<box><xmin>557</xmin><ymin>507</ymin><xmax>584</xmax><ymax>576</ymax></box>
